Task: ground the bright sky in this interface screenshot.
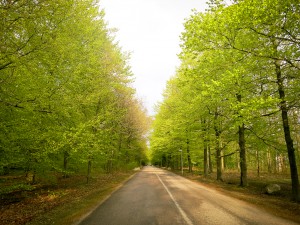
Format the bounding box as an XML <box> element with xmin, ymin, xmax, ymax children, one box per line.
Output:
<box><xmin>99</xmin><ymin>0</ymin><xmax>208</xmax><ymax>115</ymax></box>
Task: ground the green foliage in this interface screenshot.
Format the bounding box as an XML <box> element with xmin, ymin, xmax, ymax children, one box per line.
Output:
<box><xmin>151</xmin><ymin>0</ymin><xmax>300</xmax><ymax>193</ymax></box>
<box><xmin>0</xmin><ymin>0</ymin><xmax>149</xmax><ymax>182</ymax></box>
<box><xmin>0</xmin><ymin>183</ymin><xmax>34</xmax><ymax>195</ymax></box>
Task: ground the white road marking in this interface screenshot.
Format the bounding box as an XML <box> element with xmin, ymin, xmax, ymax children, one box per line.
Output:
<box><xmin>156</xmin><ymin>173</ymin><xmax>194</xmax><ymax>225</ymax></box>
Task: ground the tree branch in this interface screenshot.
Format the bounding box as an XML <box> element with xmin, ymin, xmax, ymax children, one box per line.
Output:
<box><xmin>246</xmin><ymin>127</ymin><xmax>284</xmax><ymax>151</ymax></box>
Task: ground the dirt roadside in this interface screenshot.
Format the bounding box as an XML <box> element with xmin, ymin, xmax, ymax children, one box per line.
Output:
<box><xmin>179</xmin><ymin>171</ymin><xmax>300</xmax><ymax>224</ymax></box>
<box><xmin>0</xmin><ymin>172</ymin><xmax>135</xmax><ymax>225</ymax></box>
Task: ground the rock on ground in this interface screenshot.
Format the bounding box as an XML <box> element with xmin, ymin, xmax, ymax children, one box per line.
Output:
<box><xmin>265</xmin><ymin>184</ymin><xmax>281</xmax><ymax>195</ymax></box>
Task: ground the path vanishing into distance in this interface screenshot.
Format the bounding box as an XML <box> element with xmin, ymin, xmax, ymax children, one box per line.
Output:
<box><xmin>77</xmin><ymin>166</ymin><xmax>297</xmax><ymax>225</ymax></box>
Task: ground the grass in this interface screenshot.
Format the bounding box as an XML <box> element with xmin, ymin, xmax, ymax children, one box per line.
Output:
<box><xmin>27</xmin><ymin>186</ymin><xmax>116</xmax><ymax>225</ymax></box>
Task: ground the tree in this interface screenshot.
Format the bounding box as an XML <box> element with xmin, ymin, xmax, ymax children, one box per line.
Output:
<box><xmin>0</xmin><ymin>0</ymin><xmax>149</xmax><ymax>183</ymax></box>
<box><xmin>174</xmin><ymin>0</ymin><xmax>299</xmax><ymax>199</ymax></box>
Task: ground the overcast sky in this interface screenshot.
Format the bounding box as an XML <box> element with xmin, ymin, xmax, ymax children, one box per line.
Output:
<box><xmin>99</xmin><ymin>0</ymin><xmax>208</xmax><ymax>115</ymax></box>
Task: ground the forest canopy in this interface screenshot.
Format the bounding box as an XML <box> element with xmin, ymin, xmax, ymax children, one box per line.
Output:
<box><xmin>150</xmin><ymin>0</ymin><xmax>300</xmax><ymax>201</ymax></box>
<box><xmin>0</xmin><ymin>0</ymin><xmax>150</xmax><ymax>183</ymax></box>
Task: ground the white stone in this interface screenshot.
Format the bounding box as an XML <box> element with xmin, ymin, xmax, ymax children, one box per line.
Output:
<box><xmin>265</xmin><ymin>184</ymin><xmax>281</xmax><ymax>194</ymax></box>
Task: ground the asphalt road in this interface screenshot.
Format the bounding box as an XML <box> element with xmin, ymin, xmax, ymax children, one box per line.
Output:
<box><xmin>77</xmin><ymin>166</ymin><xmax>298</xmax><ymax>225</ymax></box>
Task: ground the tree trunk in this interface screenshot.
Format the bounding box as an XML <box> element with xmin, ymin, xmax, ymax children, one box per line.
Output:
<box><xmin>63</xmin><ymin>151</ymin><xmax>69</xmax><ymax>178</ymax></box>
<box><xmin>216</xmin><ymin>136</ymin><xmax>222</xmax><ymax>181</ymax></box>
<box><xmin>214</xmin><ymin>111</ymin><xmax>223</xmax><ymax>181</ymax></box>
<box><xmin>87</xmin><ymin>159</ymin><xmax>92</xmax><ymax>184</ymax></box>
<box><xmin>117</xmin><ymin>135</ymin><xmax>123</xmax><ymax>171</ymax></box>
<box><xmin>267</xmin><ymin>149</ymin><xmax>272</xmax><ymax>173</ymax></box>
<box><xmin>167</xmin><ymin>153</ymin><xmax>172</xmax><ymax>169</ymax></box>
<box><xmin>221</xmin><ymin>147</ymin><xmax>224</xmax><ymax>171</ymax></box>
<box><xmin>202</xmin><ymin>119</ymin><xmax>209</xmax><ymax>176</ymax></box>
<box><xmin>236</xmin><ymin>93</ymin><xmax>247</xmax><ymax>186</ymax></box>
<box><xmin>238</xmin><ymin>123</ymin><xmax>247</xmax><ymax>186</ymax></box>
<box><xmin>256</xmin><ymin>150</ymin><xmax>260</xmax><ymax>177</ymax></box>
<box><xmin>186</xmin><ymin>138</ymin><xmax>192</xmax><ymax>173</ymax></box>
<box><xmin>26</xmin><ymin>170</ymin><xmax>36</xmax><ymax>184</ymax></box>
<box><xmin>236</xmin><ymin>149</ymin><xmax>240</xmax><ymax>171</ymax></box>
<box><xmin>204</xmin><ymin>138</ymin><xmax>208</xmax><ymax>176</ymax></box>
<box><xmin>275</xmin><ymin>60</ymin><xmax>299</xmax><ymax>201</ymax></box>
<box><xmin>208</xmin><ymin>143</ymin><xmax>213</xmax><ymax>173</ymax></box>
<box><xmin>106</xmin><ymin>159</ymin><xmax>112</xmax><ymax>173</ymax></box>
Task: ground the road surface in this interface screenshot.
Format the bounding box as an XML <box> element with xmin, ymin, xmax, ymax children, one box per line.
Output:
<box><xmin>78</xmin><ymin>166</ymin><xmax>297</xmax><ymax>225</ymax></box>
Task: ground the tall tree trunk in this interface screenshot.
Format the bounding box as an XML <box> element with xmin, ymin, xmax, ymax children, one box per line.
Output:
<box><xmin>87</xmin><ymin>159</ymin><xmax>92</xmax><ymax>184</ymax></box>
<box><xmin>214</xmin><ymin>111</ymin><xmax>223</xmax><ymax>181</ymax></box>
<box><xmin>256</xmin><ymin>150</ymin><xmax>260</xmax><ymax>177</ymax></box>
<box><xmin>275</xmin><ymin>60</ymin><xmax>299</xmax><ymax>201</ymax></box>
<box><xmin>208</xmin><ymin>143</ymin><xmax>213</xmax><ymax>173</ymax></box>
<box><xmin>63</xmin><ymin>151</ymin><xmax>69</xmax><ymax>178</ymax></box>
<box><xmin>221</xmin><ymin>148</ymin><xmax>224</xmax><ymax>171</ymax></box>
<box><xmin>186</xmin><ymin>138</ymin><xmax>192</xmax><ymax>173</ymax></box>
<box><xmin>267</xmin><ymin>149</ymin><xmax>272</xmax><ymax>173</ymax></box>
<box><xmin>117</xmin><ymin>135</ymin><xmax>123</xmax><ymax>171</ymax></box>
<box><xmin>236</xmin><ymin>93</ymin><xmax>247</xmax><ymax>186</ymax></box>
<box><xmin>215</xmin><ymin>134</ymin><xmax>222</xmax><ymax>181</ymax></box>
<box><xmin>204</xmin><ymin>138</ymin><xmax>208</xmax><ymax>176</ymax></box>
<box><xmin>238</xmin><ymin>123</ymin><xmax>247</xmax><ymax>186</ymax></box>
<box><xmin>236</xmin><ymin>149</ymin><xmax>240</xmax><ymax>171</ymax></box>
<box><xmin>204</xmin><ymin>143</ymin><xmax>208</xmax><ymax>176</ymax></box>
<box><xmin>202</xmin><ymin>119</ymin><xmax>208</xmax><ymax>176</ymax></box>
<box><xmin>167</xmin><ymin>153</ymin><xmax>172</xmax><ymax>169</ymax></box>
<box><xmin>275</xmin><ymin>152</ymin><xmax>280</xmax><ymax>173</ymax></box>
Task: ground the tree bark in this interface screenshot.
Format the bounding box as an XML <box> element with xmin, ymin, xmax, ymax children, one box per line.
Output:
<box><xmin>204</xmin><ymin>138</ymin><xmax>208</xmax><ymax>176</ymax></box>
<box><xmin>238</xmin><ymin>123</ymin><xmax>247</xmax><ymax>186</ymax></box>
<box><xmin>275</xmin><ymin>60</ymin><xmax>299</xmax><ymax>201</ymax></box>
<box><xmin>267</xmin><ymin>150</ymin><xmax>272</xmax><ymax>173</ymax></box>
<box><xmin>87</xmin><ymin>159</ymin><xmax>92</xmax><ymax>184</ymax></box>
<box><xmin>186</xmin><ymin>138</ymin><xmax>192</xmax><ymax>173</ymax></box>
<box><xmin>63</xmin><ymin>151</ymin><xmax>69</xmax><ymax>178</ymax></box>
<box><xmin>208</xmin><ymin>144</ymin><xmax>213</xmax><ymax>173</ymax></box>
<box><xmin>256</xmin><ymin>150</ymin><xmax>260</xmax><ymax>177</ymax></box>
<box><xmin>202</xmin><ymin>119</ymin><xmax>209</xmax><ymax>176</ymax></box>
<box><xmin>214</xmin><ymin>110</ymin><xmax>223</xmax><ymax>181</ymax></box>
<box><xmin>237</xmin><ymin>93</ymin><xmax>247</xmax><ymax>186</ymax></box>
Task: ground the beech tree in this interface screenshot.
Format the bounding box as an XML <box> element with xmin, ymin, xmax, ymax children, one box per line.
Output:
<box><xmin>0</xmin><ymin>0</ymin><xmax>149</xmax><ymax>183</ymax></box>
<box><xmin>151</xmin><ymin>0</ymin><xmax>299</xmax><ymax>201</ymax></box>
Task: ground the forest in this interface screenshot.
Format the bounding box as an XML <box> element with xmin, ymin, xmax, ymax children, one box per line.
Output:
<box><xmin>0</xmin><ymin>0</ymin><xmax>150</xmax><ymax>187</ymax></box>
<box><xmin>1</xmin><ymin>1</ymin><xmax>300</xmax><ymax>222</ymax></box>
<box><xmin>150</xmin><ymin>0</ymin><xmax>300</xmax><ymax>201</ymax></box>
<box><xmin>1</xmin><ymin>0</ymin><xmax>300</xmax><ymax>224</ymax></box>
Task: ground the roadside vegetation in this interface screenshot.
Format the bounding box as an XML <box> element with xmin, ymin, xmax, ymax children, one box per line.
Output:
<box><xmin>150</xmin><ymin>0</ymin><xmax>300</xmax><ymax>202</ymax></box>
<box><xmin>0</xmin><ymin>171</ymin><xmax>136</xmax><ymax>225</ymax></box>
